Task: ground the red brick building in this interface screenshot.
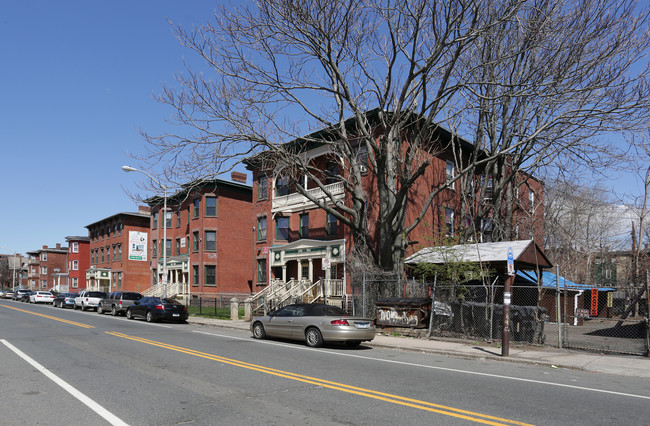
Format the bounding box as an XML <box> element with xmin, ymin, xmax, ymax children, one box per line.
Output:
<box><xmin>245</xmin><ymin>124</ymin><xmax>545</xmax><ymax>307</ymax></box>
<box><xmin>146</xmin><ymin>174</ymin><xmax>253</xmax><ymax>298</ymax></box>
<box><xmin>85</xmin><ymin>207</ymin><xmax>151</xmax><ymax>293</ymax></box>
<box><xmin>26</xmin><ymin>244</ymin><xmax>68</xmax><ymax>291</ymax></box>
<box><xmin>65</xmin><ymin>236</ymin><xmax>90</xmax><ymax>292</ymax></box>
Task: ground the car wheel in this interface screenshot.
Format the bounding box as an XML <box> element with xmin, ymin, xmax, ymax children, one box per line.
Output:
<box><xmin>146</xmin><ymin>311</ymin><xmax>154</xmax><ymax>323</ymax></box>
<box><xmin>252</xmin><ymin>322</ymin><xmax>266</xmax><ymax>339</ymax></box>
<box><xmin>345</xmin><ymin>341</ymin><xmax>362</xmax><ymax>348</ymax></box>
<box><xmin>97</xmin><ymin>305</ymin><xmax>103</xmax><ymax>314</ymax></box>
<box><xmin>305</xmin><ymin>327</ymin><xmax>324</xmax><ymax>348</ymax></box>
<box><xmin>126</xmin><ymin>309</ymin><xmax>133</xmax><ymax>320</ymax></box>
<box><xmin>81</xmin><ymin>304</ymin><xmax>86</xmax><ymax>311</ymax></box>
<box><xmin>111</xmin><ymin>306</ymin><xmax>118</xmax><ymax>316</ymax></box>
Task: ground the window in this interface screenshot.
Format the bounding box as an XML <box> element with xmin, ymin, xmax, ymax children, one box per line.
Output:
<box><xmin>257</xmin><ymin>259</ymin><xmax>267</xmax><ymax>283</ymax></box>
<box><xmin>176</xmin><ymin>212</ymin><xmax>181</xmax><ymax>228</ymax></box>
<box><xmin>480</xmin><ymin>218</ymin><xmax>493</xmax><ymax>242</ymax></box>
<box><xmin>446</xmin><ymin>160</ymin><xmax>455</xmax><ymax>189</ymax></box>
<box><xmin>445</xmin><ymin>208</ymin><xmax>454</xmax><ymax>236</ymax></box>
<box><xmin>205</xmin><ymin>265</ymin><xmax>216</xmax><ymax>286</ymax></box>
<box><xmin>72</xmin><ymin>277</ymin><xmax>78</xmax><ymax>288</ymax></box>
<box><xmin>72</xmin><ymin>260</ymin><xmax>78</xmax><ymax>271</ymax></box>
<box><xmin>41</xmin><ymin>266</ymin><xmax>47</xmax><ymax>275</ymax></box>
<box><xmin>356</xmin><ymin>144</ymin><xmax>368</xmax><ymax>171</ymax></box>
<box><xmin>165</xmin><ymin>239</ymin><xmax>172</xmax><ymax>257</ymax></box>
<box><xmin>528</xmin><ymin>190</ymin><xmax>535</xmax><ymax>214</ymax></box>
<box><xmin>276</xmin><ymin>216</ymin><xmax>290</xmax><ymax>240</ymax></box>
<box><xmin>72</xmin><ymin>242</ymin><xmax>79</xmax><ymax>253</ymax></box>
<box><xmin>117</xmin><ymin>272</ymin><xmax>122</xmax><ymax>288</ymax></box>
<box><xmin>113</xmin><ymin>245</ymin><xmax>117</xmax><ymax>261</ymax></box>
<box><xmin>205</xmin><ymin>196</ymin><xmax>217</xmax><ymax>216</ymax></box>
<box><xmin>152</xmin><ymin>211</ymin><xmax>158</xmax><ymax>229</ymax></box>
<box><xmin>481</xmin><ymin>175</ymin><xmax>493</xmax><ymax>199</ymax></box>
<box><xmin>176</xmin><ymin>238</ymin><xmax>181</xmax><ymax>255</ymax></box>
<box><xmin>257</xmin><ymin>216</ymin><xmax>267</xmax><ymax>241</ymax></box>
<box><xmin>193</xmin><ymin>232</ymin><xmax>199</xmax><ymax>251</ymax></box>
<box><xmin>325</xmin><ymin>161</ymin><xmax>339</xmax><ymax>184</ymax></box>
<box><xmin>205</xmin><ymin>231</ymin><xmax>216</xmax><ymax>251</ymax></box>
<box><xmin>101</xmin><ymin>248</ymin><xmax>105</xmax><ymax>263</ymax></box>
<box><xmin>258</xmin><ymin>175</ymin><xmax>268</xmax><ymax>200</ymax></box>
<box><xmin>118</xmin><ymin>244</ymin><xmax>122</xmax><ymax>261</ymax></box>
<box><xmin>41</xmin><ymin>252</ymin><xmax>47</xmax><ymax>261</ymax></box>
<box><xmin>192</xmin><ymin>265</ymin><xmax>199</xmax><ymax>286</ymax></box>
<box><xmin>152</xmin><ymin>240</ymin><xmax>157</xmax><ymax>258</ymax></box>
<box><xmin>193</xmin><ymin>199</ymin><xmax>200</xmax><ymax>218</ymax></box>
<box><xmin>326</xmin><ymin>213</ymin><xmax>337</xmax><ymax>236</ymax></box>
<box><xmin>41</xmin><ymin>280</ymin><xmax>47</xmax><ymax>289</ymax></box>
<box><xmin>165</xmin><ymin>211</ymin><xmax>172</xmax><ymax>228</ymax></box>
<box><xmin>275</xmin><ymin>175</ymin><xmax>290</xmax><ymax>196</ymax></box>
<box><xmin>300</xmin><ymin>214</ymin><xmax>309</xmax><ymax>239</ymax></box>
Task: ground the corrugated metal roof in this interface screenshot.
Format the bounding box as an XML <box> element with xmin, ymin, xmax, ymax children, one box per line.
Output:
<box><xmin>517</xmin><ymin>270</ymin><xmax>615</xmax><ymax>291</ymax></box>
<box><xmin>406</xmin><ymin>240</ymin><xmax>535</xmax><ymax>264</ymax></box>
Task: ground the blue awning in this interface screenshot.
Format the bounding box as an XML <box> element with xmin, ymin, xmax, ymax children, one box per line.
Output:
<box><xmin>517</xmin><ymin>270</ymin><xmax>615</xmax><ymax>292</ymax></box>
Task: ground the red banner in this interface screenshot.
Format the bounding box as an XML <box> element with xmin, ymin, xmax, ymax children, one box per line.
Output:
<box><xmin>590</xmin><ymin>289</ymin><xmax>599</xmax><ymax>317</ymax></box>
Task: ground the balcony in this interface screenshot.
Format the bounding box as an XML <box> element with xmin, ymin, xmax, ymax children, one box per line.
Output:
<box><xmin>272</xmin><ymin>182</ymin><xmax>344</xmax><ymax>213</ymax></box>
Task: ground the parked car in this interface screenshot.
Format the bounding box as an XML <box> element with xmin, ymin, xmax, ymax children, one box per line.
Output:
<box><xmin>20</xmin><ymin>291</ymin><xmax>34</xmax><ymax>302</ymax></box>
<box><xmin>74</xmin><ymin>291</ymin><xmax>107</xmax><ymax>311</ymax></box>
<box><xmin>53</xmin><ymin>293</ymin><xmax>79</xmax><ymax>308</ymax></box>
<box><xmin>250</xmin><ymin>303</ymin><xmax>376</xmax><ymax>348</ymax></box>
<box><xmin>13</xmin><ymin>288</ymin><xmax>32</xmax><ymax>301</ymax></box>
<box><xmin>29</xmin><ymin>291</ymin><xmax>55</xmax><ymax>304</ymax></box>
<box><xmin>125</xmin><ymin>297</ymin><xmax>188</xmax><ymax>323</ymax></box>
<box><xmin>4</xmin><ymin>290</ymin><xmax>14</xmax><ymax>299</ymax></box>
<box><xmin>97</xmin><ymin>291</ymin><xmax>143</xmax><ymax>316</ymax></box>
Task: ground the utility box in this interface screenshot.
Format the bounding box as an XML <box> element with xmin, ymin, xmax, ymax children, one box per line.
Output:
<box><xmin>376</xmin><ymin>297</ymin><xmax>431</xmax><ymax>328</ymax></box>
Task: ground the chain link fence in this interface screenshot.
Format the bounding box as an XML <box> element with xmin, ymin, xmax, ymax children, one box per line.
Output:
<box><xmin>349</xmin><ymin>273</ymin><xmax>649</xmax><ymax>356</ymax></box>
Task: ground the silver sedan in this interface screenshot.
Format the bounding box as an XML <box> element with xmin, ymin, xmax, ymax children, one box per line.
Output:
<box><xmin>250</xmin><ymin>303</ymin><xmax>375</xmax><ymax>348</ymax></box>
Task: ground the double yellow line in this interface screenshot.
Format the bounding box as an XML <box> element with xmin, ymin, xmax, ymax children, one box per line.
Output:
<box><xmin>1</xmin><ymin>304</ymin><xmax>94</xmax><ymax>328</ymax></box>
<box><xmin>108</xmin><ymin>332</ymin><xmax>533</xmax><ymax>426</ymax></box>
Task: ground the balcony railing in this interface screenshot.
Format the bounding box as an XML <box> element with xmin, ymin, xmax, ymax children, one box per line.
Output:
<box><xmin>272</xmin><ymin>182</ymin><xmax>344</xmax><ymax>213</ymax></box>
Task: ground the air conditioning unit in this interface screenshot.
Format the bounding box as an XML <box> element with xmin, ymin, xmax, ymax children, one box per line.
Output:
<box><xmin>359</xmin><ymin>164</ymin><xmax>368</xmax><ymax>173</ymax></box>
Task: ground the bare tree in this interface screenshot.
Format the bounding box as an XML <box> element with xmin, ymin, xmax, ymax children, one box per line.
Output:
<box><xmin>137</xmin><ymin>0</ymin><xmax>650</xmax><ymax>271</ymax></box>
<box><xmin>451</xmin><ymin>0</ymin><xmax>650</xmax><ymax>242</ymax></box>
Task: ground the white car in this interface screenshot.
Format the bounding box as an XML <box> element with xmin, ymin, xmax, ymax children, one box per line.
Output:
<box><xmin>74</xmin><ymin>290</ymin><xmax>107</xmax><ymax>311</ymax></box>
<box><xmin>30</xmin><ymin>291</ymin><xmax>55</xmax><ymax>304</ymax></box>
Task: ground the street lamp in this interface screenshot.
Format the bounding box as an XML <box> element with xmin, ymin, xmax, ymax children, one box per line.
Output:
<box><xmin>122</xmin><ymin>165</ymin><xmax>169</xmax><ymax>298</ymax></box>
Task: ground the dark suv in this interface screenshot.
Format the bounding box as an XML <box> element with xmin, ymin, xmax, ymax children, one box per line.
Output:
<box><xmin>97</xmin><ymin>291</ymin><xmax>143</xmax><ymax>316</ymax></box>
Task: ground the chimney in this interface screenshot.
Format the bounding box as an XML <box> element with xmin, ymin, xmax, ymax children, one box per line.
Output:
<box><xmin>231</xmin><ymin>172</ymin><xmax>247</xmax><ymax>184</ymax></box>
<box><xmin>56</xmin><ymin>243</ymin><xmax>61</xmax><ymax>249</ymax></box>
<box><xmin>138</xmin><ymin>205</ymin><xmax>151</xmax><ymax>214</ymax></box>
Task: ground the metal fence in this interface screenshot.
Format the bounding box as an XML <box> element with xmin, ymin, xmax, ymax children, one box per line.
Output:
<box><xmin>186</xmin><ymin>295</ymin><xmax>246</xmax><ymax>319</ymax></box>
<box><xmin>349</xmin><ymin>274</ymin><xmax>649</xmax><ymax>356</ymax></box>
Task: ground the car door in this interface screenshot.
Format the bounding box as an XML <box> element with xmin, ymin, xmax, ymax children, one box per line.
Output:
<box><xmin>130</xmin><ymin>297</ymin><xmax>148</xmax><ymax>318</ymax></box>
<box><xmin>265</xmin><ymin>306</ymin><xmax>301</xmax><ymax>339</ymax></box>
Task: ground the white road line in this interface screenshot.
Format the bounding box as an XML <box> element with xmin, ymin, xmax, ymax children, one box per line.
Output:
<box><xmin>192</xmin><ymin>330</ymin><xmax>650</xmax><ymax>401</ymax></box>
<box><xmin>1</xmin><ymin>339</ymin><xmax>129</xmax><ymax>426</ymax></box>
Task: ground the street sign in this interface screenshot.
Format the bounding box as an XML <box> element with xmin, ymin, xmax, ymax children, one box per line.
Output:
<box><xmin>322</xmin><ymin>258</ymin><xmax>331</xmax><ymax>270</ymax></box>
<box><xmin>507</xmin><ymin>247</ymin><xmax>514</xmax><ymax>276</ymax></box>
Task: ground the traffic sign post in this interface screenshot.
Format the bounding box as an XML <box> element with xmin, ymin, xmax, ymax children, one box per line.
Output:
<box><xmin>503</xmin><ymin>247</ymin><xmax>514</xmax><ymax>357</ymax></box>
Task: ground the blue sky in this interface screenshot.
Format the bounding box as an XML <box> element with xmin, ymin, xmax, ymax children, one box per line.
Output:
<box><xmin>0</xmin><ymin>0</ymin><xmax>223</xmax><ymax>255</ymax></box>
<box><xmin>0</xmin><ymin>1</ymin><xmax>646</xmax><ymax>256</ymax></box>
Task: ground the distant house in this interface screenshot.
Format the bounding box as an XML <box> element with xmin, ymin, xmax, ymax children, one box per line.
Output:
<box><xmin>26</xmin><ymin>244</ymin><xmax>68</xmax><ymax>291</ymax></box>
<box><xmin>65</xmin><ymin>235</ymin><xmax>90</xmax><ymax>292</ymax></box>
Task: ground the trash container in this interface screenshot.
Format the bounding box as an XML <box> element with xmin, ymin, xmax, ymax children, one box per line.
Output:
<box><xmin>375</xmin><ymin>297</ymin><xmax>431</xmax><ymax>328</ymax></box>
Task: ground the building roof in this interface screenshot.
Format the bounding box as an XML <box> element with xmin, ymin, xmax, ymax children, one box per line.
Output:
<box><xmin>404</xmin><ymin>240</ymin><xmax>552</xmax><ymax>270</ymax></box>
<box><xmin>517</xmin><ymin>270</ymin><xmax>615</xmax><ymax>292</ymax></box>
<box><xmin>85</xmin><ymin>212</ymin><xmax>150</xmax><ymax>229</ymax></box>
<box><xmin>145</xmin><ymin>178</ymin><xmax>252</xmax><ymax>207</ymax></box>
<box><xmin>65</xmin><ymin>236</ymin><xmax>90</xmax><ymax>242</ymax></box>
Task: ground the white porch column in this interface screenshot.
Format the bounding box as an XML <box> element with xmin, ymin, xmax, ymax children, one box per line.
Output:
<box><xmin>297</xmin><ymin>260</ymin><xmax>303</xmax><ymax>280</ymax></box>
<box><xmin>282</xmin><ymin>265</ymin><xmax>287</xmax><ymax>282</ymax></box>
<box><xmin>308</xmin><ymin>259</ymin><xmax>313</xmax><ymax>282</ymax></box>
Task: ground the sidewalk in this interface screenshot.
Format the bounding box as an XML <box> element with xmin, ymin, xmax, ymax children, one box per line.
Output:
<box><xmin>187</xmin><ymin>316</ymin><xmax>650</xmax><ymax>378</ymax></box>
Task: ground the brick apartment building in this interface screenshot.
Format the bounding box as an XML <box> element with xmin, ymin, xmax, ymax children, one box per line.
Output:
<box><xmin>245</xmin><ymin>121</ymin><xmax>545</xmax><ymax>307</ymax></box>
<box><xmin>26</xmin><ymin>244</ymin><xmax>68</xmax><ymax>291</ymax></box>
<box><xmin>65</xmin><ymin>235</ymin><xmax>90</xmax><ymax>292</ymax></box>
<box><xmin>85</xmin><ymin>207</ymin><xmax>151</xmax><ymax>293</ymax></box>
<box><xmin>146</xmin><ymin>173</ymin><xmax>253</xmax><ymax>298</ymax></box>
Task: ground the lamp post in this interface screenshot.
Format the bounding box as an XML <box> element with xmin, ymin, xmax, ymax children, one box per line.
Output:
<box><xmin>122</xmin><ymin>166</ymin><xmax>168</xmax><ymax>298</ymax></box>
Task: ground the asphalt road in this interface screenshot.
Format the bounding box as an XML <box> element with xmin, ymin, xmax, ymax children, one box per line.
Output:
<box><xmin>1</xmin><ymin>299</ymin><xmax>649</xmax><ymax>426</ymax></box>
